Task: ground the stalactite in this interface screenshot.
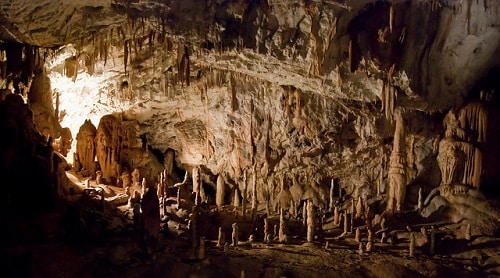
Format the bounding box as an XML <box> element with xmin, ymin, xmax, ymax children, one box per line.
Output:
<box><xmin>389</xmin><ymin>2</ymin><xmax>394</xmax><ymax>33</ymax></box>
<box><xmin>348</xmin><ymin>40</ymin><xmax>353</xmax><ymax>72</ymax></box>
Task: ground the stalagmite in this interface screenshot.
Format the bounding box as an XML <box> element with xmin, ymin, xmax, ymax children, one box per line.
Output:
<box><xmin>190</xmin><ymin>205</ymin><xmax>200</xmax><ymax>259</ymax></box>
<box><xmin>96</xmin><ymin>171</ymin><xmax>102</xmax><ymax>185</ymax></box>
<box><xmin>217</xmin><ymin>227</ymin><xmax>225</xmax><ymax>247</ymax></box>
<box><xmin>343</xmin><ymin>212</ymin><xmax>349</xmax><ymax>235</ymax></box>
<box><xmin>75</xmin><ymin>120</ymin><xmax>97</xmax><ymax>174</ymax></box>
<box><xmin>386</xmin><ymin>109</ymin><xmax>406</xmax><ymax>213</ymax></box>
<box><xmin>430</xmin><ymin>226</ymin><xmax>436</xmax><ymax>255</ymax></box>
<box><xmin>141</xmin><ymin>178</ymin><xmax>147</xmax><ymax>196</ymax></box>
<box><xmin>355</xmin><ymin>196</ymin><xmax>364</xmax><ymax>219</ymax></box>
<box><xmin>192</xmin><ymin>166</ymin><xmax>200</xmax><ymax>194</ymax></box>
<box><xmin>465</xmin><ymin>224</ymin><xmax>471</xmax><ymax>241</ymax></box>
<box><xmin>234</xmin><ymin>188</ymin><xmax>240</xmax><ymax>207</ymax></box>
<box><xmin>264</xmin><ymin>218</ymin><xmax>271</xmax><ymax>244</ymax></box>
<box><xmin>279</xmin><ymin>208</ymin><xmax>286</xmax><ymax>243</ymax></box>
<box><xmin>333</xmin><ymin>206</ymin><xmax>340</xmax><ymax>226</ymax></box>
<box><xmin>216</xmin><ymin>174</ymin><xmax>225</xmax><ymax>209</ymax></box>
<box><xmin>329</xmin><ymin>179</ymin><xmax>335</xmax><ymax>211</ymax></box>
<box><xmin>198</xmin><ymin>238</ymin><xmax>205</xmax><ymax>260</ymax></box>
<box><xmin>366</xmin><ymin>229</ymin><xmax>374</xmax><ymax>252</ymax></box>
<box><xmin>366</xmin><ymin>241</ymin><xmax>373</xmax><ymax>253</ymax></box>
<box><xmin>350</xmin><ymin>199</ymin><xmax>355</xmax><ymax>232</ymax></box>
<box><xmin>409</xmin><ymin>232</ymin><xmax>415</xmax><ymax>257</ymax></box>
<box><xmin>251</xmin><ymin>168</ymin><xmax>257</xmax><ymax>220</ymax></box>
<box><xmin>418</xmin><ymin>187</ymin><xmax>424</xmax><ymax>211</ymax></box>
<box><xmin>355</xmin><ymin>227</ymin><xmax>361</xmax><ymax>243</ymax></box>
<box><xmin>242</xmin><ymin>171</ymin><xmax>247</xmax><ymax>219</ymax></box>
<box><xmin>232</xmin><ymin>223</ymin><xmax>239</xmax><ymax>246</ymax></box>
<box><xmin>303</xmin><ymin>202</ymin><xmax>308</xmax><ymax>226</ymax></box>
<box><xmin>358</xmin><ymin>242</ymin><xmax>364</xmax><ymax>255</ymax></box>
<box><xmin>307</xmin><ymin>200</ymin><xmax>315</xmax><ymax>243</ymax></box>
<box><xmin>380</xmin><ymin>232</ymin><xmax>387</xmax><ymax>243</ymax></box>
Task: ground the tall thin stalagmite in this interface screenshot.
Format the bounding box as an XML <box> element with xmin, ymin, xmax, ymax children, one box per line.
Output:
<box><xmin>386</xmin><ymin>109</ymin><xmax>406</xmax><ymax>213</ymax></box>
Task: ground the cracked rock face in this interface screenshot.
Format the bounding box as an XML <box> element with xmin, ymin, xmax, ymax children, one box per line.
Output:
<box><xmin>0</xmin><ymin>0</ymin><xmax>499</xmax><ymax>227</ymax></box>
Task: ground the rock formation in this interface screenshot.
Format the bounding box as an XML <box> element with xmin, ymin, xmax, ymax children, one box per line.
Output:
<box><xmin>95</xmin><ymin>114</ymin><xmax>122</xmax><ymax>184</ymax></box>
<box><xmin>386</xmin><ymin>110</ymin><xmax>407</xmax><ymax>213</ymax></box>
<box><xmin>75</xmin><ymin>120</ymin><xmax>97</xmax><ymax>174</ymax></box>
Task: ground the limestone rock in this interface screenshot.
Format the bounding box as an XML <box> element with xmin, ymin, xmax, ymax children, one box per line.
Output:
<box><xmin>76</xmin><ymin>119</ymin><xmax>97</xmax><ymax>173</ymax></box>
<box><xmin>95</xmin><ymin>114</ymin><xmax>122</xmax><ymax>184</ymax></box>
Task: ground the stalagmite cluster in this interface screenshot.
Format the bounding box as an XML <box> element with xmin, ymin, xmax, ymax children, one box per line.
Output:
<box><xmin>0</xmin><ymin>0</ymin><xmax>499</xmax><ymax>276</ymax></box>
<box><xmin>437</xmin><ymin>100</ymin><xmax>488</xmax><ymax>193</ymax></box>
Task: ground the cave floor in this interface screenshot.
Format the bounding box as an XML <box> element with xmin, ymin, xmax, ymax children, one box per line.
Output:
<box><xmin>5</xmin><ymin>217</ymin><xmax>499</xmax><ymax>278</ymax></box>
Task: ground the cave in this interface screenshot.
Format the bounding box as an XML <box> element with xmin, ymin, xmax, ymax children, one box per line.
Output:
<box><xmin>0</xmin><ymin>0</ymin><xmax>499</xmax><ymax>277</ymax></box>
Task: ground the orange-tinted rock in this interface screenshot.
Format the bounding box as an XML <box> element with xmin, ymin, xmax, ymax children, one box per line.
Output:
<box><xmin>95</xmin><ymin>114</ymin><xmax>122</xmax><ymax>184</ymax></box>
<box><xmin>76</xmin><ymin>119</ymin><xmax>97</xmax><ymax>173</ymax></box>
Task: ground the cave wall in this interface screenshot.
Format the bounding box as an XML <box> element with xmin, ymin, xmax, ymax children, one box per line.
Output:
<box><xmin>0</xmin><ymin>0</ymin><xmax>498</xmax><ymax>217</ymax></box>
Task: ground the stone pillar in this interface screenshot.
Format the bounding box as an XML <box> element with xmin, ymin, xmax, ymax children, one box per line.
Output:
<box><xmin>355</xmin><ymin>196</ymin><xmax>364</xmax><ymax>219</ymax></box>
<box><xmin>198</xmin><ymin>237</ymin><xmax>205</xmax><ymax>260</ymax></box>
<box><xmin>343</xmin><ymin>212</ymin><xmax>349</xmax><ymax>235</ymax></box>
<box><xmin>264</xmin><ymin>218</ymin><xmax>271</xmax><ymax>244</ymax></box>
<box><xmin>141</xmin><ymin>178</ymin><xmax>147</xmax><ymax>196</ymax></box>
<box><xmin>251</xmin><ymin>169</ymin><xmax>257</xmax><ymax>220</ymax></box>
<box><xmin>242</xmin><ymin>171</ymin><xmax>247</xmax><ymax>219</ymax></box>
<box><xmin>75</xmin><ymin>119</ymin><xmax>97</xmax><ymax>173</ymax></box>
<box><xmin>279</xmin><ymin>208</ymin><xmax>286</xmax><ymax>243</ymax></box>
<box><xmin>366</xmin><ymin>229</ymin><xmax>374</xmax><ymax>252</ymax></box>
<box><xmin>216</xmin><ymin>174</ymin><xmax>225</xmax><ymax>209</ymax></box>
<box><xmin>386</xmin><ymin>109</ymin><xmax>406</xmax><ymax>213</ymax></box>
<box><xmin>350</xmin><ymin>199</ymin><xmax>355</xmax><ymax>233</ymax></box>
<box><xmin>232</xmin><ymin>222</ymin><xmax>239</xmax><ymax>246</ymax></box>
<box><xmin>418</xmin><ymin>187</ymin><xmax>424</xmax><ymax>211</ymax></box>
<box><xmin>430</xmin><ymin>226</ymin><xmax>436</xmax><ymax>255</ymax></box>
<box><xmin>192</xmin><ymin>166</ymin><xmax>200</xmax><ymax>194</ymax></box>
<box><xmin>381</xmin><ymin>232</ymin><xmax>387</xmax><ymax>243</ymax></box>
<box><xmin>465</xmin><ymin>224</ymin><xmax>471</xmax><ymax>241</ymax></box>
<box><xmin>96</xmin><ymin>171</ymin><xmax>102</xmax><ymax>185</ymax></box>
<box><xmin>217</xmin><ymin>227</ymin><xmax>225</xmax><ymax>247</ymax></box>
<box><xmin>132</xmin><ymin>168</ymin><xmax>140</xmax><ymax>186</ymax></box>
<box><xmin>191</xmin><ymin>206</ymin><xmax>200</xmax><ymax>259</ymax></box>
<box><xmin>329</xmin><ymin>179</ymin><xmax>335</xmax><ymax>211</ymax></box>
<box><xmin>302</xmin><ymin>202</ymin><xmax>307</xmax><ymax>227</ymax></box>
<box><xmin>233</xmin><ymin>188</ymin><xmax>240</xmax><ymax>207</ymax></box>
<box><xmin>333</xmin><ymin>206</ymin><xmax>340</xmax><ymax>226</ymax></box>
<box><xmin>409</xmin><ymin>232</ymin><xmax>415</xmax><ymax>257</ymax></box>
<box><xmin>306</xmin><ymin>200</ymin><xmax>315</xmax><ymax>242</ymax></box>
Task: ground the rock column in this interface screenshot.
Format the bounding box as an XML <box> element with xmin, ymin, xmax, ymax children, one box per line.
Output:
<box><xmin>386</xmin><ymin>110</ymin><xmax>406</xmax><ymax>213</ymax></box>
<box><xmin>216</xmin><ymin>174</ymin><xmax>225</xmax><ymax>209</ymax></box>
<box><xmin>306</xmin><ymin>200</ymin><xmax>315</xmax><ymax>243</ymax></box>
